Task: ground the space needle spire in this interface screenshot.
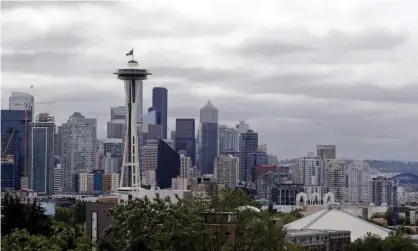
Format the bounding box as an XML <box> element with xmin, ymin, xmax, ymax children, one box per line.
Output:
<box><xmin>114</xmin><ymin>49</ymin><xmax>151</xmax><ymax>193</ymax></box>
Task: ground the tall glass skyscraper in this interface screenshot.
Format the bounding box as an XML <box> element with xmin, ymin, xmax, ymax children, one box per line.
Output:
<box><xmin>199</xmin><ymin>101</ymin><xmax>218</xmax><ymax>174</ymax></box>
<box><xmin>239</xmin><ymin>129</ymin><xmax>259</xmax><ymax>183</ymax></box>
<box><xmin>29</xmin><ymin>113</ymin><xmax>55</xmax><ymax>195</ymax></box>
<box><xmin>152</xmin><ymin>87</ymin><xmax>168</xmax><ymax>139</ymax></box>
<box><xmin>1</xmin><ymin>110</ymin><xmax>32</xmax><ymax>190</ymax></box>
<box><xmin>157</xmin><ymin>139</ymin><xmax>180</xmax><ymax>189</ymax></box>
<box><xmin>175</xmin><ymin>118</ymin><xmax>196</xmax><ymax>166</ymax></box>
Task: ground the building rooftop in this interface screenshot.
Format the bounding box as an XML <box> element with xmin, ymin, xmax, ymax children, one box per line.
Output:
<box><xmin>285</xmin><ymin>203</ymin><xmax>392</xmax><ymax>241</ymax></box>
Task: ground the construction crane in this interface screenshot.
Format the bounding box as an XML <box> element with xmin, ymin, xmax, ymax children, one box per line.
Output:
<box><xmin>393</xmin><ymin>180</ymin><xmax>398</xmax><ymax>228</ymax></box>
<box><xmin>1</xmin><ymin>129</ymin><xmax>16</xmax><ymax>163</ymax></box>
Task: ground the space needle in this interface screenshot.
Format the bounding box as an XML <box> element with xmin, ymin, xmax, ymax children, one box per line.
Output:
<box><xmin>114</xmin><ymin>49</ymin><xmax>151</xmax><ymax>191</ymax></box>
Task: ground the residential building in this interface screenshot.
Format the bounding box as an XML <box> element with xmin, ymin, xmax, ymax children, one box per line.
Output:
<box><xmin>256</xmin><ymin>171</ymin><xmax>281</xmax><ymax>200</ymax></box>
<box><xmin>324</xmin><ymin>159</ymin><xmax>347</xmax><ymax>202</ymax></box>
<box><xmin>152</xmin><ymin>87</ymin><xmax>168</xmax><ymax>139</ymax></box>
<box><xmin>347</xmin><ymin>161</ymin><xmax>371</xmax><ymax>204</ymax></box>
<box><xmin>170</xmin><ymin>130</ymin><xmax>176</xmax><ymax>147</ymax></box>
<box><xmin>179</xmin><ymin>151</ymin><xmax>192</xmax><ymax>179</ymax></box>
<box><xmin>317</xmin><ymin>145</ymin><xmax>336</xmax><ymax>159</ymax></box>
<box><xmin>92</xmin><ymin>170</ymin><xmax>104</xmax><ymax>193</ymax></box>
<box><xmin>1</xmin><ymin>109</ymin><xmax>32</xmax><ymax>190</ymax></box>
<box><xmin>142</xmin><ymin>140</ymin><xmax>158</xmax><ymax>186</ymax></box>
<box><xmin>74</xmin><ymin>172</ymin><xmax>94</xmax><ymax>194</ymax></box>
<box><xmin>239</xmin><ymin>130</ymin><xmax>259</xmax><ymax>182</ymax></box>
<box><xmin>199</xmin><ymin>101</ymin><xmax>218</xmax><ymax>174</ymax></box>
<box><xmin>175</xmin><ymin>118</ymin><xmax>196</xmax><ymax>166</ymax></box>
<box><xmin>103</xmin><ymin>173</ymin><xmax>119</xmax><ymax>193</ymax></box>
<box><xmin>371</xmin><ymin>175</ymin><xmax>393</xmax><ymax>206</ymax></box>
<box><xmin>298</xmin><ymin>156</ymin><xmax>325</xmax><ymax>187</ymax></box>
<box><xmin>61</xmin><ymin>112</ymin><xmax>97</xmax><ymax>192</ymax></box>
<box><xmin>171</xmin><ymin>177</ymin><xmax>188</xmax><ymax>190</ymax></box>
<box><xmin>214</xmin><ymin>154</ymin><xmax>239</xmax><ymax>188</ymax></box>
<box><xmin>28</xmin><ymin>113</ymin><xmax>55</xmax><ymax>195</ymax></box>
<box><xmin>271</xmin><ymin>183</ymin><xmax>304</xmax><ymax>205</ymax></box>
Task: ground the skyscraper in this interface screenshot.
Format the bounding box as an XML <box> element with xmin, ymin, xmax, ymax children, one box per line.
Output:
<box><xmin>152</xmin><ymin>87</ymin><xmax>168</xmax><ymax>139</ymax></box>
<box><xmin>298</xmin><ymin>156</ymin><xmax>325</xmax><ymax>187</ymax></box>
<box><xmin>28</xmin><ymin>113</ymin><xmax>55</xmax><ymax>195</ymax></box>
<box><xmin>61</xmin><ymin>112</ymin><xmax>97</xmax><ymax>192</ymax></box>
<box><xmin>103</xmin><ymin>138</ymin><xmax>123</xmax><ymax>173</ymax></box>
<box><xmin>199</xmin><ymin>101</ymin><xmax>218</xmax><ymax>174</ymax></box>
<box><xmin>317</xmin><ymin>145</ymin><xmax>336</xmax><ymax>159</ymax></box>
<box><xmin>1</xmin><ymin>110</ymin><xmax>32</xmax><ymax>190</ymax></box>
<box><xmin>218</xmin><ymin>125</ymin><xmax>239</xmax><ymax>155</ymax></box>
<box><xmin>157</xmin><ymin>139</ymin><xmax>180</xmax><ymax>189</ymax></box>
<box><xmin>214</xmin><ymin>154</ymin><xmax>239</xmax><ymax>188</ymax></box>
<box><xmin>247</xmin><ymin>151</ymin><xmax>268</xmax><ymax>182</ymax></box>
<box><xmin>239</xmin><ymin>129</ymin><xmax>258</xmax><ymax>182</ymax></box>
<box><xmin>106</xmin><ymin>106</ymin><xmax>126</xmax><ymax>139</ymax></box>
<box><xmin>175</xmin><ymin>118</ymin><xmax>196</xmax><ymax>166</ymax></box>
<box><xmin>9</xmin><ymin>92</ymin><xmax>35</xmax><ymax>120</ymax></box>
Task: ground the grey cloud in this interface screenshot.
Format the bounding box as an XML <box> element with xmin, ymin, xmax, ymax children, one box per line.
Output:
<box><xmin>237</xmin><ymin>40</ymin><xmax>311</xmax><ymax>57</ymax></box>
<box><xmin>247</xmin><ymin>75</ymin><xmax>418</xmax><ymax>104</ymax></box>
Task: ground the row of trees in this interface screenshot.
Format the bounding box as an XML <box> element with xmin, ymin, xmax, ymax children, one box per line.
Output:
<box><xmin>1</xmin><ymin>193</ymin><xmax>91</xmax><ymax>251</ymax></box>
<box><xmin>2</xmin><ymin>190</ymin><xmax>418</xmax><ymax>250</ymax></box>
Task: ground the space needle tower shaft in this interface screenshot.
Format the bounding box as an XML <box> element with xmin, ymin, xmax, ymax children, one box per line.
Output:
<box><xmin>114</xmin><ymin>49</ymin><xmax>151</xmax><ymax>190</ymax></box>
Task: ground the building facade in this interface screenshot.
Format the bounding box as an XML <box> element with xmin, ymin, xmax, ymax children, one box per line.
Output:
<box><xmin>179</xmin><ymin>151</ymin><xmax>192</xmax><ymax>179</ymax></box>
<box><xmin>103</xmin><ymin>138</ymin><xmax>123</xmax><ymax>174</ymax></box>
<box><xmin>214</xmin><ymin>154</ymin><xmax>239</xmax><ymax>188</ymax></box>
<box><xmin>325</xmin><ymin>159</ymin><xmax>347</xmax><ymax>202</ymax></box>
<box><xmin>347</xmin><ymin>161</ymin><xmax>371</xmax><ymax>204</ymax></box>
<box><xmin>371</xmin><ymin>175</ymin><xmax>393</xmax><ymax>206</ymax></box>
<box><xmin>298</xmin><ymin>156</ymin><xmax>325</xmax><ymax>187</ymax></box>
<box><xmin>157</xmin><ymin>139</ymin><xmax>180</xmax><ymax>189</ymax></box>
<box><xmin>28</xmin><ymin>113</ymin><xmax>55</xmax><ymax>195</ymax></box>
<box><xmin>175</xmin><ymin>118</ymin><xmax>196</xmax><ymax>166</ymax></box>
<box><xmin>239</xmin><ymin>130</ymin><xmax>258</xmax><ymax>182</ymax></box>
<box><xmin>61</xmin><ymin>112</ymin><xmax>97</xmax><ymax>192</ymax></box>
<box><xmin>271</xmin><ymin>183</ymin><xmax>304</xmax><ymax>205</ymax></box>
<box><xmin>247</xmin><ymin>151</ymin><xmax>268</xmax><ymax>183</ymax></box>
<box><xmin>199</xmin><ymin>101</ymin><xmax>218</xmax><ymax>174</ymax></box>
<box><xmin>317</xmin><ymin>145</ymin><xmax>336</xmax><ymax>159</ymax></box>
<box><xmin>106</xmin><ymin>106</ymin><xmax>125</xmax><ymax>140</ymax></box>
<box><xmin>1</xmin><ymin>110</ymin><xmax>32</xmax><ymax>191</ymax></box>
<box><xmin>152</xmin><ymin>87</ymin><xmax>168</xmax><ymax>139</ymax></box>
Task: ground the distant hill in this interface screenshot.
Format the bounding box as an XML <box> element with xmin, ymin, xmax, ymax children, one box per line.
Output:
<box><xmin>278</xmin><ymin>159</ymin><xmax>418</xmax><ymax>175</ymax></box>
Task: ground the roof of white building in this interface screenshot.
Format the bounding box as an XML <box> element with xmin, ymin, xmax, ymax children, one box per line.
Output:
<box><xmin>284</xmin><ymin>203</ymin><xmax>392</xmax><ymax>241</ymax></box>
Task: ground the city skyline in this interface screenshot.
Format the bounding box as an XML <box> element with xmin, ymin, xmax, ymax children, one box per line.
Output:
<box><xmin>2</xmin><ymin>1</ymin><xmax>418</xmax><ymax>160</ymax></box>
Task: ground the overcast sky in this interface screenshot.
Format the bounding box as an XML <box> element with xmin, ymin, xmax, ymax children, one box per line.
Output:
<box><xmin>2</xmin><ymin>0</ymin><xmax>418</xmax><ymax>160</ymax></box>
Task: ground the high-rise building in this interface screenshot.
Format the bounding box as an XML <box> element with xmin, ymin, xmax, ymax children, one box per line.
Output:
<box><xmin>179</xmin><ymin>151</ymin><xmax>192</xmax><ymax>179</ymax></box>
<box><xmin>236</xmin><ymin>120</ymin><xmax>250</xmax><ymax>133</ymax></box>
<box><xmin>247</xmin><ymin>151</ymin><xmax>268</xmax><ymax>182</ymax></box>
<box><xmin>324</xmin><ymin>159</ymin><xmax>347</xmax><ymax>202</ymax></box>
<box><xmin>157</xmin><ymin>139</ymin><xmax>180</xmax><ymax>189</ymax></box>
<box><xmin>298</xmin><ymin>156</ymin><xmax>325</xmax><ymax>187</ymax></box>
<box><xmin>103</xmin><ymin>173</ymin><xmax>119</xmax><ymax>193</ymax></box>
<box><xmin>106</xmin><ymin>106</ymin><xmax>126</xmax><ymax>139</ymax></box>
<box><xmin>54</xmin><ymin>125</ymin><xmax>62</xmax><ymax>157</ymax></box>
<box><xmin>9</xmin><ymin>92</ymin><xmax>35</xmax><ymax>120</ymax></box>
<box><xmin>239</xmin><ymin>129</ymin><xmax>258</xmax><ymax>182</ymax></box>
<box><xmin>317</xmin><ymin>145</ymin><xmax>336</xmax><ymax>159</ymax></box>
<box><xmin>199</xmin><ymin>101</ymin><xmax>218</xmax><ymax>174</ymax></box>
<box><xmin>258</xmin><ymin>144</ymin><xmax>267</xmax><ymax>153</ymax></box>
<box><xmin>218</xmin><ymin>125</ymin><xmax>239</xmax><ymax>155</ymax></box>
<box><xmin>142</xmin><ymin>109</ymin><xmax>156</xmax><ymax>133</ymax></box>
<box><xmin>347</xmin><ymin>161</ymin><xmax>371</xmax><ymax>204</ymax></box>
<box><xmin>152</xmin><ymin>87</ymin><xmax>168</xmax><ymax>139</ymax></box>
<box><xmin>256</xmin><ymin>171</ymin><xmax>281</xmax><ymax>200</ymax></box>
<box><xmin>28</xmin><ymin>113</ymin><xmax>55</xmax><ymax>195</ymax></box>
<box><xmin>214</xmin><ymin>154</ymin><xmax>239</xmax><ymax>188</ymax></box>
<box><xmin>103</xmin><ymin>138</ymin><xmax>123</xmax><ymax>174</ymax></box>
<box><xmin>53</xmin><ymin>164</ymin><xmax>62</xmax><ymax>194</ymax></box>
<box><xmin>1</xmin><ymin>110</ymin><xmax>32</xmax><ymax>191</ymax></box>
<box><xmin>267</xmin><ymin>154</ymin><xmax>279</xmax><ymax>165</ymax></box>
<box><xmin>142</xmin><ymin>140</ymin><xmax>158</xmax><ymax>186</ymax></box>
<box><xmin>371</xmin><ymin>175</ymin><xmax>393</xmax><ymax>206</ymax></box>
<box><xmin>61</xmin><ymin>112</ymin><xmax>97</xmax><ymax>192</ymax></box>
<box><xmin>175</xmin><ymin>118</ymin><xmax>196</xmax><ymax>166</ymax></box>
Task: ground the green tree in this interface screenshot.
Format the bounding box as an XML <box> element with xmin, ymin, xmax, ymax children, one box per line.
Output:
<box><xmin>73</xmin><ymin>200</ymin><xmax>86</xmax><ymax>224</ymax></box>
<box><xmin>1</xmin><ymin>192</ymin><xmax>27</xmax><ymax>236</ymax></box>
<box><xmin>26</xmin><ymin>199</ymin><xmax>52</xmax><ymax>236</ymax></box>
<box><xmin>1</xmin><ymin>229</ymin><xmax>61</xmax><ymax>251</ymax></box>
<box><xmin>99</xmin><ymin>189</ymin><xmax>301</xmax><ymax>251</ymax></box>
<box><xmin>344</xmin><ymin>232</ymin><xmax>418</xmax><ymax>251</ymax></box>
